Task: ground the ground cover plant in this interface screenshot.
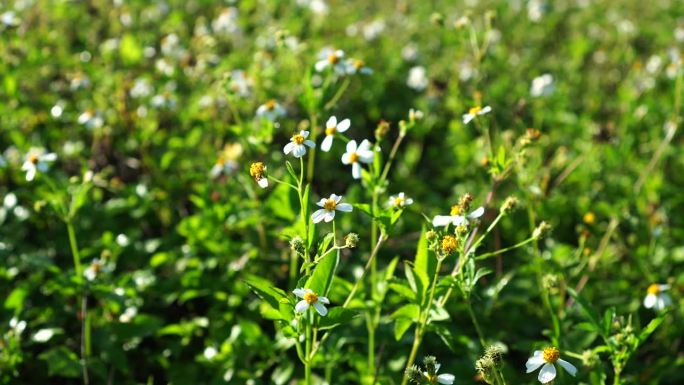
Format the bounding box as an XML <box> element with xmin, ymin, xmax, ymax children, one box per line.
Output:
<box><xmin>1</xmin><ymin>0</ymin><xmax>683</xmax><ymax>384</ymax></box>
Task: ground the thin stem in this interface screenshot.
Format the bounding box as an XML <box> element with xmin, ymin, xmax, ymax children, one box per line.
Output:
<box><xmin>400</xmin><ymin>327</ymin><xmax>422</xmax><ymax>385</ymax></box>
<box><xmin>66</xmin><ymin>221</ymin><xmax>83</xmax><ymax>279</ymax></box>
<box><xmin>466</xmin><ymin>299</ymin><xmax>487</xmax><ymax>348</ymax></box>
<box><xmin>81</xmin><ymin>290</ymin><xmax>90</xmax><ymax>385</ymax></box>
<box><xmin>267</xmin><ymin>175</ymin><xmax>298</xmax><ymax>190</ymax></box>
<box><xmin>324</xmin><ymin>77</ymin><xmax>351</xmax><ymax>111</ymax></box>
<box><xmin>379</xmin><ymin>131</ymin><xmax>407</xmax><ymax>182</ymax></box>
<box><xmin>475</xmin><ymin>237</ymin><xmax>535</xmax><ymax>260</ymax></box>
<box><xmin>306</xmin><ymin>114</ymin><xmax>318</xmax><ymax>184</ymax></box>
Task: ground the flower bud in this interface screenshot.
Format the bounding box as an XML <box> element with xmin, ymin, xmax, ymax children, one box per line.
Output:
<box><xmin>290</xmin><ymin>236</ymin><xmax>305</xmax><ymax>254</ymax></box>
<box><xmin>375</xmin><ymin>120</ymin><xmax>390</xmax><ymax>141</ymax></box>
<box><xmin>425</xmin><ymin>230</ymin><xmax>437</xmax><ymax>242</ymax></box>
<box><xmin>501</xmin><ymin>196</ymin><xmax>519</xmax><ymax>214</ymax></box>
<box><xmin>344</xmin><ymin>233</ymin><xmax>359</xmax><ymax>248</ymax></box>
<box><xmin>532</xmin><ymin>221</ymin><xmax>552</xmax><ymax>239</ymax></box>
<box><xmin>441</xmin><ymin>235</ymin><xmax>458</xmax><ymax>255</ymax></box>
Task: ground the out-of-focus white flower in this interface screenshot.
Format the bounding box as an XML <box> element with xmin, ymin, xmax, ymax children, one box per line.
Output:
<box><xmin>363</xmin><ymin>19</ymin><xmax>385</xmax><ymax>41</ymax></box>
<box><xmin>1</xmin><ymin>11</ymin><xmax>20</xmax><ymax>27</ymax></box>
<box><xmin>249</xmin><ymin>162</ymin><xmax>268</xmax><ymax>188</ymax></box>
<box><xmin>150</xmin><ymin>93</ymin><xmax>177</xmax><ymax>109</ymax></box>
<box><xmin>69</xmin><ymin>74</ymin><xmax>90</xmax><ymax>90</ymax></box>
<box><xmin>341</xmin><ymin>139</ymin><xmax>374</xmax><ymax>179</ymax></box>
<box><xmin>407</xmin><ymin>66</ymin><xmax>428</xmax><ymax>91</ymax></box>
<box><xmin>256</xmin><ymin>99</ymin><xmax>286</xmax><ymax>121</ymax></box>
<box><xmin>345</xmin><ymin>59</ymin><xmax>373</xmax><ymax>75</ymax></box>
<box><xmin>210</xmin><ymin>143</ymin><xmax>242</xmax><ymax>178</ymax></box>
<box><xmin>119</xmin><ymin>307</ymin><xmax>138</xmax><ymax>323</ymax></box>
<box><xmin>130</xmin><ymin>78</ymin><xmax>153</xmax><ymax>98</ymax></box>
<box><xmin>312</xmin><ymin>194</ymin><xmax>353</xmax><ymax>223</ymax></box>
<box><xmin>530</xmin><ymin>74</ymin><xmax>555</xmax><ymax>97</ymax></box>
<box><xmin>321</xmin><ymin>116</ymin><xmax>350</xmax><ymax>152</ymax></box>
<box><xmin>77</xmin><ymin>110</ymin><xmax>104</xmax><ymax>129</ymax></box>
<box><xmin>644</xmin><ymin>284</ymin><xmax>672</xmax><ymax>310</ymax></box>
<box><xmin>283</xmin><ymin>130</ymin><xmax>315</xmax><ymax>158</ymax></box>
<box><xmin>228</xmin><ymin>70</ymin><xmax>253</xmax><ymax>97</ymax></box>
<box><xmin>433</xmin><ymin>206</ymin><xmax>484</xmax><ymax>227</ymax></box>
<box><xmin>315</xmin><ymin>48</ymin><xmax>347</xmax><ymax>73</ymax></box>
<box><xmin>50</xmin><ymin>102</ymin><xmax>65</xmax><ymax>118</ymax></box>
<box><xmin>388</xmin><ymin>193</ymin><xmax>413</xmax><ymax>209</ymax></box>
<box><xmin>293</xmin><ymin>288</ymin><xmax>330</xmax><ymax>316</ymax></box>
<box><xmin>9</xmin><ymin>317</ymin><xmax>27</xmax><ymax>335</ymax></box>
<box><xmin>462</xmin><ymin>105</ymin><xmax>492</xmax><ymax>124</ymax></box>
<box><xmin>21</xmin><ymin>148</ymin><xmax>57</xmax><ymax>181</ymax></box>
<box><xmin>33</xmin><ymin>328</ymin><xmax>56</xmax><ymax>343</ymax></box>
<box><xmin>296</xmin><ymin>0</ymin><xmax>329</xmax><ymax>15</ymax></box>
<box><xmin>204</xmin><ymin>346</ymin><xmax>218</xmax><ymax>360</ymax></box>
<box><xmin>155</xmin><ymin>58</ymin><xmax>175</xmax><ymax>76</ymax></box>
<box><xmin>526</xmin><ymin>347</ymin><xmax>577</xmax><ymax>383</ymax></box>
<box><xmin>527</xmin><ymin>0</ymin><xmax>545</xmax><ymax>22</ymax></box>
<box><xmin>212</xmin><ymin>7</ymin><xmax>240</xmax><ymax>35</ymax></box>
<box><xmin>401</xmin><ymin>43</ymin><xmax>419</xmax><ymax>61</ymax></box>
<box><xmin>84</xmin><ymin>258</ymin><xmax>113</xmax><ymax>281</ymax></box>
<box><xmin>646</xmin><ymin>55</ymin><xmax>663</xmax><ymax>74</ymax></box>
<box><xmin>4</xmin><ymin>193</ymin><xmax>17</xmax><ymax>209</ymax></box>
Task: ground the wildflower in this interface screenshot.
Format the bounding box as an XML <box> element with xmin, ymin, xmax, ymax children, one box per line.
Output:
<box><xmin>9</xmin><ymin>317</ymin><xmax>27</xmax><ymax>335</ymax></box>
<box><xmin>432</xmin><ymin>206</ymin><xmax>485</xmax><ymax>228</ymax></box>
<box><xmin>256</xmin><ymin>99</ymin><xmax>286</xmax><ymax>121</ymax></box>
<box><xmin>21</xmin><ymin>148</ymin><xmax>57</xmax><ymax>182</ymax></box>
<box><xmin>532</xmin><ymin>221</ymin><xmax>552</xmax><ymax>239</ymax></box>
<box><xmin>345</xmin><ymin>233</ymin><xmax>359</xmax><ymax>248</ymax></box>
<box><xmin>409</xmin><ymin>108</ymin><xmax>424</xmax><ymax>122</ymax></box>
<box><xmin>312</xmin><ymin>194</ymin><xmax>353</xmax><ymax>223</ymax></box>
<box><xmin>341</xmin><ymin>139</ymin><xmax>374</xmax><ymax>179</ymax></box>
<box><xmin>77</xmin><ymin>110</ymin><xmax>104</xmax><ymax>129</ymax></box>
<box><xmin>525</xmin><ymin>347</ymin><xmax>577</xmax><ymax>383</ymax></box>
<box><xmin>228</xmin><ymin>70</ymin><xmax>253</xmax><ymax>97</ymax></box>
<box><xmin>462</xmin><ymin>105</ymin><xmax>492</xmax><ymax>124</ymax></box>
<box><xmin>290</xmin><ymin>236</ymin><xmax>305</xmax><ymax>254</ymax></box>
<box><xmin>210</xmin><ymin>143</ymin><xmax>242</xmax><ymax>178</ymax></box>
<box><xmin>501</xmin><ymin>197</ymin><xmax>519</xmax><ymax>214</ymax></box>
<box><xmin>389</xmin><ymin>192</ymin><xmax>414</xmax><ymax>209</ymax></box>
<box><xmin>315</xmin><ymin>48</ymin><xmax>347</xmax><ymax>73</ymax></box>
<box><xmin>441</xmin><ymin>235</ymin><xmax>458</xmax><ymax>255</ymax></box>
<box><xmin>583</xmin><ymin>212</ymin><xmax>595</xmax><ymax>224</ymax></box>
<box><xmin>84</xmin><ymin>258</ymin><xmax>113</xmax><ymax>281</ymax></box>
<box><xmin>346</xmin><ymin>59</ymin><xmax>373</xmax><ymax>75</ymax></box>
<box><xmin>415</xmin><ymin>356</ymin><xmax>455</xmax><ymax>385</ymax></box>
<box><xmin>283</xmin><ymin>130</ymin><xmax>315</xmax><ymax>158</ymax></box>
<box><xmin>407</xmin><ymin>66</ymin><xmax>428</xmax><ymax>91</ymax></box>
<box><xmin>643</xmin><ymin>284</ymin><xmax>672</xmax><ymax>310</ymax></box>
<box><xmin>530</xmin><ymin>74</ymin><xmax>555</xmax><ymax>97</ymax></box>
<box><xmin>249</xmin><ymin>162</ymin><xmax>268</xmax><ymax>188</ymax></box>
<box><xmin>375</xmin><ymin>120</ymin><xmax>390</xmax><ymax>140</ymax></box>
<box><xmin>293</xmin><ymin>288</ymin><xmax>329</xmax><ymax>316</ymax></box>
<box><xmin>321</xmin><ymin>116</ymin><xmax>351</xmax><ymax>152</ymax></box>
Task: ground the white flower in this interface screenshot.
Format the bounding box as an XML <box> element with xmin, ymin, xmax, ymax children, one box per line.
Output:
<box><xmin>526</xmin><ymin>347</ymin><xmax>577</xmax><ymax>384</ymax></box>
<box><xmin>341</xmin><ymin>139</ymin><xmax>374</xmax><ymax>179</ymax></box>
<box><xmin>314</xmin><ymin>48</ymin><xmax>347</xmax><ymax>73</ymax></box>
<box><xmin>530</xmin><ymin>74</ymin><xmax>555</xmax><ymax>97</ymax></box>
<box><xmin>212</xmin><ymin>7</ymin><xmax>240</xmax><ymax>35</ymax></box>
<box><xmin>423</xmin><ymin>362</ymin><xmax>455</xmax><ymax>384</ymax></box>
<box><xmin>407</xmin><ymin>66</ymin><xmax>428</xmax><ymax>91</ymax></box>
<box><xmin>33</xmin><ymin>328</ymin><xmax>56</xmax><ymax>343</ymax></box>
<box><xmin>228</xmin><ymin>70</ymin><xmax>253</xmax><ymax>97</ymax></box>
<box><xmin>432</xmin><ymin>206</ymin><xmax>484</xmax><ymax>227</ymax></box>
<box><xmin>388</xmin><ymin>193</ymin><xmax>413</xmax><ymax>209</ymax></box>
<box><xmin>21</xmin><ymin>148</ymin><xmax>57</xmax><ymax>181</ymax></box>
<box><xmin>644</xmin><ymin>284</ymin><xmax>672</xmax><ymax>310</ymax></box>
<box><xmin>249</xmin><ymin>162</ymin><xmax>268</xmax><ymax>188</ymax></box>
<box><xmin>1</xmin><ymin>11</ymin><xmax>20</xmax><ymax>27</ymax></box>
<box><xmin>312</xmin><ymin>194</ymin><xmax>353</xmax><ymax>223</ymax></box>
<box><xmin>462</xmin><ymin>105</ymin><xmax>492</xmax><ymax>124</ymax></box>
<box><xmin>204</xmin><ymin>346</ymin><xmax>218</xmax><ymax>360</ymax></box>
<box><xmin>293</xmin><ymin>288</ymin><xmax>330</xmax><ymax>316</ymax></box>
<box><xmin>119</xmin><ymin>306</ymin><xmax>138</xmax><ymax>323</ymax></box>
<box><xmin>77</xmin><ymin>110</ymin><xmax>104</xmax><ymax>129</ymax></box>
<box><xmin>345</xmin><ymin>59</ymin><xmax>373</xmax><ymax>75</ymax></box>
<box><xmin>84</xmin><ymin>258</ymin><xmax>113</xmax><ymax>281</ymax></box>
<box><xmin>283</xmin><ymin>130</ymin><xmax>316</xmax><ymax>158</ymax></box>
<box><xmin>210</xmin><ymin>143</ymin><xmax>243</xmax><ymax>178</ymax></box>
<box><xmin>130</xmin><ymin>78</ymin><xmax>153</xmax><ymax>98</ymax></box>
<box><xmin>256</xmin><ymin>99</ymin><xmax>286</xmax><ymax>121</ymax></box>
<box><xmin>321</xmin><ymin>116</ymin><xmax>350</xmax><ymax>152</ymax></box>
<box><xmin>9</xmin><ymin>317</ymin><xmax>26</xmax><ymax>335</ymax></box>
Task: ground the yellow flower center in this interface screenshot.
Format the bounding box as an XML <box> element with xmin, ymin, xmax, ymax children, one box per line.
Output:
<box><xmin>349</xmin><ymin>152</ymin><xmax>359</xmax><ymax>163</ymax></box>
<box><xmin>323</xmin><ymin>198</ymin><xmax>337</xmax><ymax>211</ymax></box>
<box><xmin>647</xmin><ymin>284</ymin><xmax>660</xmax><ymax>295</ymax></box>
<box><xmin>292</xmin><ymin>134</ymin><xmax>305</xmax><ymax>145</ymax></box>
<box><xmin>583</xmin><ymin>212</ymin><xmax>595</xmax><ymax>224</ymax></box>
<box><xmin>303</xmin><ymin>291</ymin><xmax>319</xmax><ymax>304</ymax></box>
<box><xmin>394</xmin><ymin>197</ymin><xmax>405</xmax><ymax>206</ymax></box>
<box><xmin>90</xmin><ymin>261</ymin><xmax>102</xmax><ymax>274</ymax></box>
<box><xmin>441</xmin><ymin>235</ymin><xmax>458</xmax><ymax>254</ymax></box>
<box><xmin>249</xmin><ymin>162</ymin><xmax>266</xmax><ymax>180</ymax></box>
<box><xmin>543</xmin><ymin>347</ymin><xmax>560</xmax><ymax>363</ymax></box>
<box><xmin>469</xmin><ymin>106</ymin><xmax>482</xmax><ymax>115</ymax></box>
<box><xmin>426</xmin><ymin>374</ymin><xmax>438</xmax><ymax>383</ymax></box>
<box><xmin>28</xmin><ymin>154</ymin><xmax>39</xmax><ymax>164</ymax></box>
<box><xmin>265</xmin><ymin>99</ymin><xmax>277</xmax><ymax>110</ymax></box>
<box><xmin>325</xmin><ymin>126</ymin><xmax>336</xmax><ymax>135</ymax></box>
<box><xmin>353</xmin><ymin>59</ymin><xmax>365</xmax><ymax>69</ymax></box>
<box><xmin>328</xmin><ymin>53</ymin><xmax>340</xmax><ymax>64</ymax></box>
<box><xmin>450</xmin><ymin>204</ymin><xmax>463</xmax><ymax>216</ymax></box>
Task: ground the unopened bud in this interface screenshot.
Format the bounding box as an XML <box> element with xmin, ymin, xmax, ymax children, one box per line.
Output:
<box><xmin>375</xmin><ymin>120</ymin><xmax>390</xmax><ymax>141</ymax></box>
<box><xmin>345</xmin><ymin>233</ymin><xmax>359</xmax><ymax>248</ymax></box>
<box><xmin>290</xmin><ymin>236</ymin><xmax>305</xmax><ymax>254</ymax></box>
<box><xmin>501</xmin><ymin>196</ymin><xmax>519</xmax><ymax>214</ymax></box>
<box><xmin>533</xmin><ymin>221</ymin><xmax>552</xmax><ymax>239</ymax></box>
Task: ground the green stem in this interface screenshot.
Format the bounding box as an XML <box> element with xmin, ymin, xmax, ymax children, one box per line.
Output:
<box><xmin>400</xmin><ymin>327</ymin><xmax>422</xmax><ymax>385</ymax></box>
<box><xmin>306</xmin><ymin>114</ymin><xmax>318</xmax><ymax>184</ymax></box>
<box><xmin>66</xmin><ymin>221</ymin><xmax>83</xmax><ymax>279</ymax></box>
<box><xmin>466</xmin><ymin>299</ymin><xmax>487</xmax><ymax>348</ymax></box>
<box><xmin>324</xmin><ymin>77</ymin><xmax>351</xmax><ymax>111</ymax></box>
<box><xmin>475</xmin><ymin>237</ymin><xmax>535</xmax><ymax>260</ymax></box>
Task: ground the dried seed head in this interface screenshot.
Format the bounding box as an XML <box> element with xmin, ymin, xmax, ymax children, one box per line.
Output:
<box><xmin>290</xmin><ymin>236</ymin><xmax>305</xmax><ymax>254</ymax></box>
<box><xmin>532</xmin><ymin>221</ymin><xmax>552</xmax><ymax>239</ymax></box>
<box><xmin>501</xmin><ymin>196</ymin><xmax>519</xmax><ymax>214</ymax></box>
<box><xmin>345</xmin><ymin>233</ymin><xmax>359</xmax><ymax>248</ymax></box>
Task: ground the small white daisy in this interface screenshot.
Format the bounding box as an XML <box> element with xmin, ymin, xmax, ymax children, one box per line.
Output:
<box><xmin>209</xmin><ymin>143</ymin><xmax>242</xmax><ymax>178</ymax></box>
<box><xmin>422</xmin><ymin>361</ymin><xmax>455</xmax><ymax>384</ymax></box>
<box><xmin>321</xmin><ymin>116</ymin><xmax>350</xmax><ymax>152</ymax></box>
<box><xmin>21</xmin><ymin>148</ymin><xmax>57</xmax><ymax>182</ymax></box>
<box><xmin>84</xmin><ymin>258</ymin><xmax>113</xmax><ymax>281</ymax></box>
<box><xmin>530</xmin><ymin>74</ymin><xmax>555</xmax><ymax>97</ymax></box>
<box><xmin>249</xmin><ymin>162</ymin><xmax>269</xmax><ymax>188</ymax></box>
<box><xmin>644</xmin><ymin>283</ymin><xmax>672</xmax><ymax>310</ymax></box>
<box><xmin>283</xmin><ymin>130</ymin><xmax>316</xmax><ymax>158</ymax></box>
<box><xmin>407</xmin><ymin>66</ymin><xmax>428</xmax><ymax>91</ymax></box>
<box><xmin>462</xmin><ymin>105</ymin><xmax>492</xmax><ymax>124</ymax></box>
<box><xmin>77</xmin><ymin>110</ymin><xmax>104</xmax><ymax>129</ymax></box>
<box><xmin>526</xmin><ymin>347</ymin><xmax>577</xmax><ymax>384</ymax></box>
<box><xmin>345</xmin><ymin>59</ymin><xmax>373</xmax><ymax>75</ymax></box>
<box><xmin>314</xmin><ymin>48</ymin><xmax>347</xmax><ymax>74</ymax></box>
<box><xmin>432</xmin><ymin>206</ymin><xmax>484</xmax><ymax>227</ymax></box>
<box><xmin>293</xmin><ymin>288</ymin><xmax>330</xmax><ymax>316</ymax></box>
<box><xmin>388</xmin><ymin>193</ymin><xmax>413</xmax><ymax>209</ymax></box>
<box><xmin>256</xmin><ymin>99</ymin><xmax>286</xmax><ymax>121</ymax></box>
<box><xmin>312</xmin><ymin>194</ymin><xmax>353</xmax><ymax>223</ymax></box>
<box><xmin>341</xmin><ymin>139</ymin><xmax>374</xmax><ymax>179</ymax></box>
<box><xmin>228</xmin><ymin>70</ymin><xmax>253</xmax><ymax>97</ymax></box>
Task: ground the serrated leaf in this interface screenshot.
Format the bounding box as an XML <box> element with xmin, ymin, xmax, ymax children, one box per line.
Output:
<box><xmin>391</xmin><ymin>304</ymin><xmax>420</xmax><ymax>321</ymax></box>
<box><xmin>306</xmin><ymin>248</ymin><xmax>339</xmax><ymax>296</ymax></box>
<box><xmin>318</xmin><ymin>307</ymin><xmax>359</xmax><ymax>330</ymax></box>
<box><xmin>244</xmin><ymin>274</ymin><xmax>289</xmax><ymax>309</ymax></box>
<box><xmin>394</xmin><ymin>318</ymin><xmax>413</xmax><ymax>341</ymax></box>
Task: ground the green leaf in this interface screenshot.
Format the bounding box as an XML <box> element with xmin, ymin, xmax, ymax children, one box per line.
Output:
<box><xmin>39</xmin><ymin>347</ymin><xmax>81</xmax><ymax>378</ymax></box>
<box><xmin>318</xmin><ymin>307</ymin><xmax>359</xmax><ymax>330</ymax></box>
<box><xmin>391</xmin><ymin>304</ymin><xmax>420</xmax><ymax>321</ymax></box>
<box><xmin>119</xmin><ymin>34</ymin><xmax>143</xmax><ymax>65</ymax></box>
<box><xmin>567</xmin><ymin>288</ymin><xmax>605</xmax><ymax>337</ymax></box>
<box><xmin>638</xmin><ymin>315</ymin><xmax>665</xmax><ymax>344</ymax></box>
<box><xmin>394</xmin><ymin>318</ymin><xmax>413</xmax><ymax>341</ymax></box>
<box><xmin>316</xmin><ymin>232</ymin><xmax>335</xmax><ymax>257</ymax></box>
<box><xmin>414</xmin><ymin>227</ymin><xmax>436</xmax><ymax>284</ymax></box>
<box><xmin>244</xmin><ymin>274</ymin><xmax>289</xmax><ymax>309</ymax></box>
<box><xmin>272</xmin><ymin>361</ymin><xmax>294</xmax><ymax>385</ymax></box>
<box><xmin>430</xmin><ymin>324</ymin><xmax>459</xmax><ymax>352</ymax></box>
<box><xmin>388</xmin><ymin>281</ymin><xmax>417</xmax><ymax>302</ymax></box>
<box><xmin>306</xmin><ymin>248</ymin><xmax>339</xmax><ymax>296</ymax></box>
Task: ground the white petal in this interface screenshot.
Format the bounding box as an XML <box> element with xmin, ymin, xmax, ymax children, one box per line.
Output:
<box><xmin>526</xmin><ymin>354</ymin><xmax>545</xmax><ymax>373</ymax></box>
<box><xmin>313</xmin><ymin>302</ymin><xmax>328</xmax><ymax>316</ymax></box>
<box><xmin>463</xmin><ymin>114</ymin><xmax>474</xmax><ymax>124</ymax></box>
<box><xmin>26</xmin><ymin>167</ymin><xmax>36</xmax><ymax>181</ymax></box>
<box><xmin>295</xmin><ymin>300</ymin><xmax>310</xmax><ymax>313</ymax></box>
<box><xmin>312</xmin><ymin>209</ymin><xmax>327</xmax><ymax>223</ymax></box>
<box><xmin>321</xmin><ymin>135</ymin><xmax>333</xmax><ymax>152</ymax></box>
<box><xmin>317</xmin><ymin>198</ymin><xmax>328</xmax><ymax>207</ymax></box>
<box><xmin>300</xmin><ymin>130</ymin><xmax>310</xmax><ymax>138</ymax></box>
<box><xmin>660</xmin><ymin>293</ymin><xmax>673</xmax><ymax>307</ymax></box>
<box><xmin>331</xmin><ymin>194</ymin><xmax>342</xmax><ymax>203</ymax></box>
<box><xmin>357</xmin><ymin>139</ymin><xmax>372</xmax><ymax>151</ymax></box>
<box><xmin>337</xmin><ymin>118</ymin><xmax>350</xmax><ymax>132</ymax></box>
<box><xmin>341</xmin><ymin>153</ymin><xmax>351</xmax><ymax>164</ymax></box>
<box><xmin>318</xmin><ymin>296</ymin><xmax>330</xmax><ymax>304</ymax></box>
<box><xmin>432</xmin><ymin>215</ymin><xmax>454</xmax><ymax>227</ymax></box>
<box><xmin>293</xmin><ymin>145</ymin><xmax>306</xmax><ymax>158</ymax></box>
<box><xmin>283</xmin><ymin>142</ymin><xmax>295</xmax><ymax>155</ymax></box>
<box><xmin>336</xmin><ymin>203</ymin><xmax>353</xmax><ymax>212</ymax></box>
<box><xmin>644</xmin><ymin>293</ymin><xmax>657</xmax><ymax>308</ymax></box>
<box><xmin>346</xmin><ymin>140</ymin><xmax>357</xmax><ymax>153</ymax></box>
<box><xmin>326</xmin><ymin>116</ymin><xmax>337</xmax><ymax>128</ymax></box>
<box><xmin>436</xmin><ymin>364</ymin><xmax>441</xmax><ymax>372</ymax></box>
<box><xmin>304</xmin><ymin>140</ymin><xmax>316</xmax><ymax>148</ymax></box>
<box><xmin>21</xmin><ymin>161</ymin><xmax>31</xmax><ymax>171</ymax></box>
<box><xmin>315</xmin><ymin>60</ymin><xmax>328</xmax><ymax>72</ymax></box>
<box><xmin>352</xmin><ymin>163</ymin><xmax>361</xmax><ymax>179</ymax></box>
<box><xmin>538</xmin><ymin>363</ymin><xmax>556</xmax><ymax>383</ymax></box>
<box><xmin>357</xmin><ymin>150</ymin><xmax>374</xmax><ymax>163</ymax></box>
<box><xmin>256</xmin><ymin>105</ymin><xmax>267</xmax><ymax>115</ymax></box>
<box><xmin>658</xmin><ymin>284</ymin><xmax>670</xmax><ymax>291</ymax></box>
<box><xmin>557</xmin><ymin>359</ymin><xmax>577</xmax><ymax>377</ymax></box>
<box><xmin>437</xmin><ymin>374</ymin><xmax>455</xmax><ymax>384</ymax></box>
<box><xmin>334</xmin><ymin>50</ymin><xmax>344</xmax><ymax>58</ymax></box>
<box><xmin>468</xmin><ymin>206</ymin><xmax>485</xmax><ymax>219</ymax></box>
<box><xmin>480</xmin><ymin>105</ymin><xmax>492</xmax><ymax>114</ymax></box>
<box><xmin>405</xmin><ymin>198</ymin><xmax>414</xmax><ymax>205</ymax></box>
<box><xmin>42</xmin><ymin>153</ymin><xmax>57</xmax><ymax>161</ymax></box>
<box><xmin>258</xmin><ymin>178</ymin><xmax>269</xmax><ymax>188</ymax></box>
<box><xmin>324</xmin><ymin>210</ymin><xmax>335</xmax><ymax>222</ymax></box>
<box><xmin>293</xmin><ymin>288</ymin><xmax>307</xmax><ymax>298</ymax></box>
<box><xmin>451</xmin><ymin>216</ymin><xmax>467</xmax><ymax>226</ymax></box>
